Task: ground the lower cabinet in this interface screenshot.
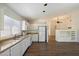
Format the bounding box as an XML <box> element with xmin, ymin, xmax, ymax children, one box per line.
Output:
<box><xmin>0</xmin><ymin>36</ymin><xmax>32</xmax><ymax>56</ymax></box>
<box><xmin>11</xmin><ymin>37</ymin><xmax>31</xmax><ymax>56</ymax></box>
<box><xmin>27</xmin><ymin>36</ymin><xmax>32</xmax><ymax>46</ymax></box>
<box><xmin>32</xmin><ymin>34</ymin><xmax>38</xmax><ymax>42</ymax></box>
<box><xmin>21</xmin><ymin>38</ymin><xmax>27</xmax><ymax>55</ymax></box>
<box><xmin>0</xmin><ymin>49</ymin><xmax>10</xmax><ymax>56</ymax></box>
<box><xmin>11</xmin><ymin>42</ymin><xmax>22</xmax><ymax>56</ymax></box>
<box><xmin>56</xmin><ymin>30</ymin><xmax>77</xmax><ymax>42</ymax></box>
<box><xmin>21</xmin><ymin>41</ymin><xmax>26</xmax><ymax>55</ymax></box>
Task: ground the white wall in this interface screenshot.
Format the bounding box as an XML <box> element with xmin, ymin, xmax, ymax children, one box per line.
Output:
<box><xmin>47</xmin><ymin>11</ymin><xmax>79</xmax><ymax>36</ymax></box>
<box><xmin>30</xmin><ymin>19</ymin><xmax>47</xmax><ymax>30</ymax></box>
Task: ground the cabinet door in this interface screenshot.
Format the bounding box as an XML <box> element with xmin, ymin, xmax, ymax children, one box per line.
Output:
<box><xmin>21</xmin><ymin>39</ymin><xmax>26</xmax><ymax>55</ymax></box>
<box><xmin>0</xmin><ymin>49</ymin><xmax>10</xmax><ymax>56</ymax></box>
<box><xmin>21</xmin><ymin>37</ymin><xmax>31</xmax><ymax>55</ymax></box>
<box><xmin>11</xmin><ymin>42</ymin><xmax>22</xmax><ymax>56</ymax></box>
<box><xmin>25</xmin><ymin>38</ymin><xmax>29</xmax><ymax>49</ymax></box>
<box><xmin>32</xmin><ymin>34</ymin><xmax>38</xmax><ymax>42</ymax></box>
<box><xmin>30</xmin><ymin>36</ymin><xmax>32</xmax><ymax>44</ymax></box>
<box><xmin>25</xmin><ymin>37</ymin><xmax>31</xmax><ymax>48</ymax></box>
<box><xmin>27</xmin><ymin>37</ymin><xmax>31</xmax><ymax>47</ymax></box>
<box><xmin>32</xmin><ymin>35</ymin><xmax>34</xmax><ymax>42</ymax></box>
<box><xmin>26</xmin><ymin>37</ymin><xmax>30</xmax><ymax>48</ymax></box>
<box><xmin>56</xmin><ymin>31</ymin><xmax>72</xmax><ymax>42</ymax></box>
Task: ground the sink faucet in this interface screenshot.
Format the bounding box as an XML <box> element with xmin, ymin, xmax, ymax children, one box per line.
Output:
<box><xmin>14</xmin><ymin>34</ymin><xmax>22</xmax><ymax>40</ymax></box>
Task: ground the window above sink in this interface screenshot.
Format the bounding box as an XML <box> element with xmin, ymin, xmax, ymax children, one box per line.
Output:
<box><xmin>0</xmin><ymin>15</ymin><xmax>22</xmax><ymax>40</ymax></box>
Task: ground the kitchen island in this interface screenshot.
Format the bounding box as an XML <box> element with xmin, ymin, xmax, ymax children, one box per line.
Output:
<box><xmin>56</xmin><ymin>30</ymin><xmax>78</xmax><ymax>42</ymax></box>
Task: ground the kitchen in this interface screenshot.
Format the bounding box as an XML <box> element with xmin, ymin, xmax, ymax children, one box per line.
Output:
<box><xmin>0</xmin><ymin>3</ymin><xmax>79</xmax><ymax>56</ymax></box>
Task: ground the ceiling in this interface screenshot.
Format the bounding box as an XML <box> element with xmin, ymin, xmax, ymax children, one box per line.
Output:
<box><xmin>6</xmin><ymin>3</ymin><xmax>79</xmax><ymax>20</ymax></box>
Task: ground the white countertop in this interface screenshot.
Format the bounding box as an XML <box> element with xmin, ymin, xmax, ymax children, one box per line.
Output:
<box><xmin>56</xmin><ymin>29</ymin><xmax>78</xmax><ymax>31</ymax></box>
<box><xmin>0</xmin><ymin>35</ymin><xmax>31</xmax><ymax>53</ymax></box>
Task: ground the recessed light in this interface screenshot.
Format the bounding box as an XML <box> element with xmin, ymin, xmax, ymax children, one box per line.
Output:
<box><xmin>43</xmin><ymin>10</ymin><xmax>45</xmax><ymax>12</ymax></box>
<box><xmin>44</xmin><ymin>3</ymin><xmax>47</xmax><ymax>6</ymax></box>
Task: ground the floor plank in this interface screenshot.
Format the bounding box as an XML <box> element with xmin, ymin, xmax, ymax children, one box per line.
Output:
<box><xmin>24</xmin><ymin>36</ymin><xmax>79</xmax><ymax>56</ymax></box>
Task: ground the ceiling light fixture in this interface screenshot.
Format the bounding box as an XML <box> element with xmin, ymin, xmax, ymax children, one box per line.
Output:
<box><xmin>43</xmin><ymin>10</ymin><xmax>45</xmax><ymax>12</ymax></box>
<box><xmin>44</xmin><ymin>3</ymin><xmax>47</xmax><ymax>6</ymax></box>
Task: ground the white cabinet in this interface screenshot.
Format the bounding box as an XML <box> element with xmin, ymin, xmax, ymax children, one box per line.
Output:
<box><xmin>20</xmin><ymin>39</ymin><xmax>27</xmax><ymax>55</ymax></box>
<box><xmin>56</xmin><ymin>30</ymin><xmax>77</xmax><ymax>42</ymax></box>
<box><xmin>20</xmin><ymin>41</ymin><xmax>25</xmax><ymax>55</ymax></box>
<box><xmin>10</xmin><ymin>39</ymin><xmax>27</xmax><ymax>56</ymax></box>
<box><xmin>0</xmin><ymin>49</ymin><xmax>10</xmax><ymax>56</ymax></box>
<box><xmin>11</xmin><ymin>42</ymin><xmax>22</xmax><ymax>56</ymax></box>
<box><xmin>26</xmin><ymin>36</ymin><xmax>31</xmax><ymax>47</ymax></box>
<box><xmin>10</xmin><ymin>36</ymin><xmax>31</xmax><ymax>56</ymax></box>
<box><xmin>24</xmin><ymin>38</ymin><xmax>28</xmax><ymax>50</ymax></box>
<box><xmin>21</xmin><ymin>36</ymin><xmax>31</xmax><ymax>55</ymax></box>
<box><xmin>77</xmin><ymin>30</ymin><xmax>79</xmax><ymax>42</ymax></box>
<box><xmin>32</xmin><ymin>34</ymin><xmax>38</xmax><ymax>42</ymax></box>
<box><xmin>0</xmin><ymin>36</ymin><xmax>32</xmax><ymax>56</ymax></box>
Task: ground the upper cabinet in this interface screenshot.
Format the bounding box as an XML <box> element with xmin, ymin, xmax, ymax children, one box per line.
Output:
<box><xmin>22</xmin><ymin>20</ymin><xmax>26</xmax><ymax>30</ymax></box>
<box><xmin>22</xmin><ymin>20</ymin><xmax>30</xmax><ymax>30</ymax></box>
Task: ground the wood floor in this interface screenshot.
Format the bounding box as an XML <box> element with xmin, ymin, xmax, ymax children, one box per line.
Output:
<box><xmin>24</xmin><ymin>36</ymin><xmax>79</xmax><ymax>56</ymax></box>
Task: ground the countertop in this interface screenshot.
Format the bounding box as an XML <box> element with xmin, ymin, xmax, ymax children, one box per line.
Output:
<box><xmin>0</xmin><ymin>34</ymin><xmax>31</xmax><ymax>53</ymax></box>
<box><xmin>0</xmin><ymin>32</ymin><xmax>39</xmax><ymax>53</ymax></box>
<box><xmin>27</xmin><ymin>33</ymin><xmax>39</xmax><ymax>34</ymax></box>
<box><xmin>56</xmin><ymin>29</ymin><xmax>77</xmax><ymax>31</ymax></box>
